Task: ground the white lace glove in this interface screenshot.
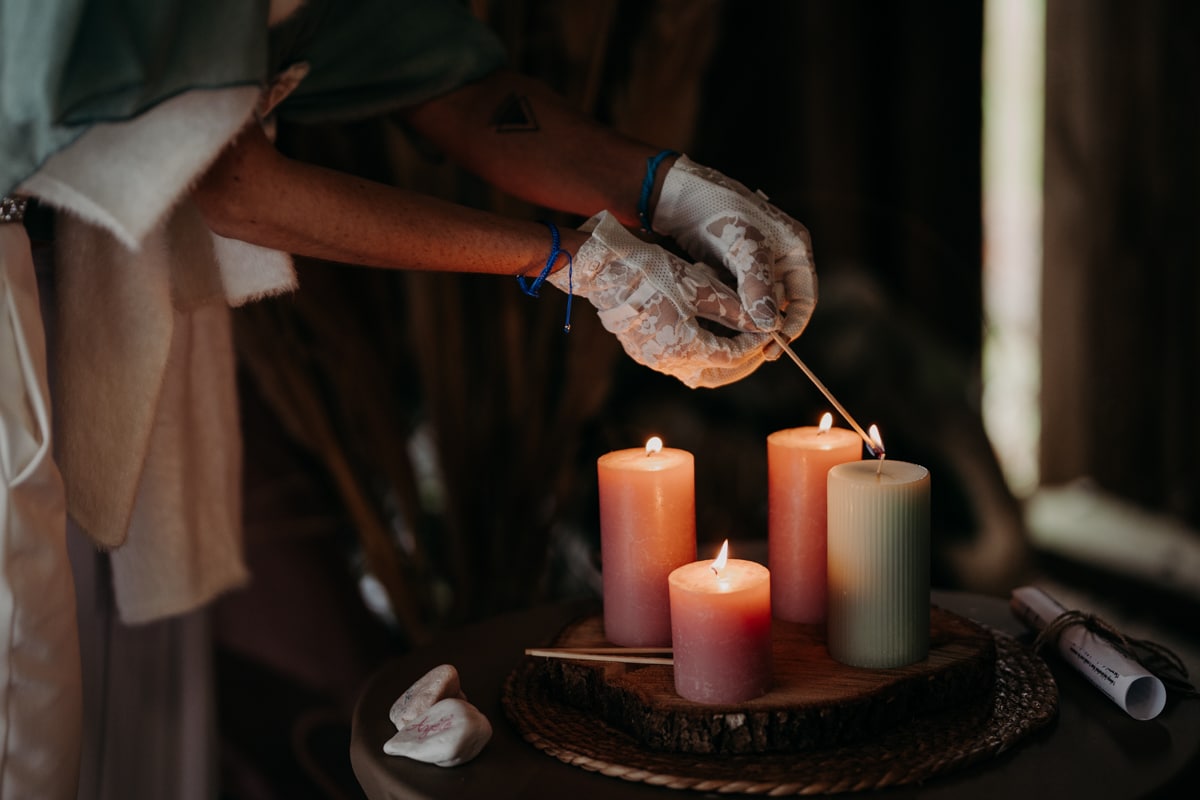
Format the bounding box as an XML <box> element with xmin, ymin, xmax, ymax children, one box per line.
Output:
<box><xmin>548</xmin><ymin>211</ymin><xmax>773</xmax><ymax>388</ymax></box>
<box><xmin>652</xmin><ymin>155</ymin><xmax>817</xmax><ymax>349</ymax></box>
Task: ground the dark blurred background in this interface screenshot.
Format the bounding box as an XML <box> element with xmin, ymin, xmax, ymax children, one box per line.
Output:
<box><xmin>212</xmin><ymin>1</ymin><xmax>1200</xmax><ymax>796</ymax></box>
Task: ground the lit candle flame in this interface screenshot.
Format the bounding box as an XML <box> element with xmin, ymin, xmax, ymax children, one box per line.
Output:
<box><xmin>711</xmin><ymin>539</ymin><xmax>729</xmax><ymax>575</ymax></box>
<box><xmin>868</xmin><ymin>424</ymin><xmax>885</xmax><ymax>456</ymax></box>
<box><xmin>818</xmin><ymin>412</ymin><xmax>833</xmax><ymax>434</ymax></box>
<box><xmin>869</xmin><ymin>424</ymin><xmax>887</xmax><ymax>475</ymax></box>
<box><xmin>645</xmin><ymin>436</ymin><xmax>663</xmax><ymax>456</ymax></box>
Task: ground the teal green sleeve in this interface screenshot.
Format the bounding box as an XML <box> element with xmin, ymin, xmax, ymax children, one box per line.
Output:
<box><xmin>269</xmin><ymin>0</ymin><xmax>507</xmax><ymax>124</ymax></box>
<box><xmin>1</xmin><ymin>0</ymin><xmax>507</xmax><ymax>196</ymax></box>
<box><xmin>1</xmin><ymin>0</ymin><xmax>270</xmax><ymax>195</ymax></box>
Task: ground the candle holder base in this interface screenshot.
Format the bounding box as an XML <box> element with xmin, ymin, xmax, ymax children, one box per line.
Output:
<box><xmin>517</xmin><ymin>606</ymin><xmax>994</xmax><ymax>755</ymax></box>
<box><xmin>503</xmin><ymin>606</ymin><xmax>1057</xmax><ymax>792</ymax></box>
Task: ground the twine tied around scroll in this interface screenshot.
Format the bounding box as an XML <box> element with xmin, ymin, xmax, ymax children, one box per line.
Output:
<box><xmin>1034</xmin><ymin>610</ymin><xmax>1197</xmax><ymax>697</ymax></box>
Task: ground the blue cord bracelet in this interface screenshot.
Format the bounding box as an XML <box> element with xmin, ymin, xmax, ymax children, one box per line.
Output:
<box><xmin>518</xmin><ymin>220</ymin><xmax>574</xmax><ymax>333</ymax></box>
<box><xmin>638</xmin><ymin>149</ymin><xmax>679</xmax><ymax>232</ymax></box>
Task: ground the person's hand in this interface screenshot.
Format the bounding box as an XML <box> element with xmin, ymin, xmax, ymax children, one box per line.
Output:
<box><xmin>651</xmin><ymin>155</ymin><xmax>817</xmax><ymax>350</ymax></box>
<box><xmin>548</xmin><ymin>211</ymin><xmax>773</xmax><ymax>388</ymax></box>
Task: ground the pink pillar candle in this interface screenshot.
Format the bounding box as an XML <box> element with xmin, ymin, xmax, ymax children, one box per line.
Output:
<box><xmin>668</xmin><ymin>544</ymin><xmax>772</xmax><ymax>704</ymax></box>
<box><xmin>597</xmin><ymin>440</ymin><xmax>696</xmax><ymax>647</ymax></box>
<box><xmin>767</xmin><ymin>416</ymin><xmax>861</xmax><ymax>623</ymax></box>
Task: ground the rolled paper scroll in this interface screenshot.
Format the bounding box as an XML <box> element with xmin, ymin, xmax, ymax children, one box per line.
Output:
<box><xmin>1010</xmin><ymin>586</ymin><xmax>1166</xmax><ymax>721</ymax></box>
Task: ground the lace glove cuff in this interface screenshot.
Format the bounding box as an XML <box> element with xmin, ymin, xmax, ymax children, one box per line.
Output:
<box><xmin>548</xmin><ymin>211</ymin><xmax>772</xmax><ymax>388</ymax></box>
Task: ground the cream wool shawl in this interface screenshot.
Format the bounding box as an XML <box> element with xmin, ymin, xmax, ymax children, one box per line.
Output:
<box><xmin>17</xmin><ymin>6</ymin><xmax>304</xmax><ymax>621</ymax></box>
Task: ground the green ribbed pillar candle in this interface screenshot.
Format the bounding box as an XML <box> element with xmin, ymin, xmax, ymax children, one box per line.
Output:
<box><xmin>826</xmin><ymin>460</ymin><xmax>931</xmax><ymax>668</ymax></box>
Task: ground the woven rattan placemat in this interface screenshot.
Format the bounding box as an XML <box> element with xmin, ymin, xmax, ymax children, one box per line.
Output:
<box><xmin>503</xmin><ymin>629</ymin><xmax>1057</xmax><ymax>795</ymax></box>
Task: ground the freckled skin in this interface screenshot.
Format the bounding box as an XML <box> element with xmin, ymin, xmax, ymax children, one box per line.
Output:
<box><xmin>191</xmin><ymin>71</ymin><xmax>811</xmax><ymax>388</ymax></box>
<box><xmin>193</xmin><ymin>70</ymin><xmax>655</xmax><ymax>281</ymax></box>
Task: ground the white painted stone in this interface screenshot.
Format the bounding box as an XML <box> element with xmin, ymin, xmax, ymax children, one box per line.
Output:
<box><xmin>388</xmin><ymin>664</ymin><xmax>466</xmax><ymax>730</ymax></box>
<box><xmin>382</xmin><ymin>697</ymin><xmax>492</xmax><ymax>767</ymax></box>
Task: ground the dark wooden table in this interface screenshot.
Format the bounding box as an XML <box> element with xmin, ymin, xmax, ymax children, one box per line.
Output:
<box><xmin>351</xmin><ymin>591</ymin><xmax>1200</xmax><ymax>799</ymax></box>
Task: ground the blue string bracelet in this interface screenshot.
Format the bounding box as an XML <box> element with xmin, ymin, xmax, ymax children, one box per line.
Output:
<box><xmin>518</xmin><ymin>220</ymin><xmax>574</xmax><ymax>333</ymax></box>
<box><xmin>638</xmin><ymin>149</ymin><xmax>679</xmax><ymax>232</ymax></box>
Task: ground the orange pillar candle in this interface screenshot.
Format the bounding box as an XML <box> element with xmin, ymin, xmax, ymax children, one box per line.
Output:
<box><xmin>597</xmin><ymin>437</ymin><xmax>696</xmax><ymax>647</ymax></box>
<box><xmin>668</xmin><ymin>541</ymin><xmax>772</xmax><ymax>704</ymax></box>
<box><xmin>767</xmin><ymin>413</ymin><xmax>862</xmax><ymax>623</ymax></box>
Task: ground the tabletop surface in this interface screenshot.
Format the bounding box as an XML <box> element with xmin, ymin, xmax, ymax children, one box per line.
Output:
<box><xmin>350</xmin><ymin>591</ymin><xmax>1200</xmax><ymax>799</ymax></box>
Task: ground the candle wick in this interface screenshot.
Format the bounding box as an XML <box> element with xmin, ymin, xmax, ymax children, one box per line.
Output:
<box><xmin>710</xmin><ymin>565</ymin><xmax>720</xmax><ymax>576</ymax></box>
<box><xmin>876</xmin><ymin>453</ymin><xmax>887</xmax><ymax>477</ymax></box>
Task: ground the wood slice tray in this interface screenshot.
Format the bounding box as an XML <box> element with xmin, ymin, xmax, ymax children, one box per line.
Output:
<box><xmin>503</xmin><ymin>606</ymin><xmax>1058</xmax><ymax>794</ymax></box>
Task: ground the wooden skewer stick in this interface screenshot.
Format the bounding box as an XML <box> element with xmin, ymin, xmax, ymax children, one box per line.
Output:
<box><xmin>529</xmin><ymin>646</ymin><xmax>672</xmax><ymax>654</ymax></box>
<box><xmin>770</xmin><ymin>331</ymin><xmax>881</xmax><ymax>456</ymax></box>
<box><xmin>524</xmin><ymin>648</ymin><xmax>673</xmax><ymax>665</ymax></box>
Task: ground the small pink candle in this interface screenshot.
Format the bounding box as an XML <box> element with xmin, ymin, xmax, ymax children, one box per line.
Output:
<box><xmin>767</xmin><ymin>413</ymin><xmax>862</xmax><ymax>623</ymax></box>
<box><xmin>668</xmin><ymin>541</ymin><xmax>772</xmax><ymax>704</ymax></box>
<box><xmin>597</xmin><ymin>437</ymin><xmax>696</xmax><ymax>647</ymax></box>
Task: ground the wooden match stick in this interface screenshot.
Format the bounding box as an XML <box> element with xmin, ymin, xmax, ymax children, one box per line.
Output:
<box><xmin>770</xmin><ymin>331</ymin><xmax>880</xmax><ymax>456</ymax></box>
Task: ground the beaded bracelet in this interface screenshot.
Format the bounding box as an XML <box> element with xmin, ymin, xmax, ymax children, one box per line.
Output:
<box><xmin>1</xmin><ymin>195</ymin><xmax>29</xmax><ymax>224</ymax></box>
<box><xmin>637</xmin><ymin>149</ymin><xmax>679</xmax><ymax>232</ymax></box>
<box><xmin>518</xmin><ymin>220</ymin><xmax>574</xmax><ymax>333</ymax></box>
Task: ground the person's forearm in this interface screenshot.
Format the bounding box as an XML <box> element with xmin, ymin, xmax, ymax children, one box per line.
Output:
<box><xmin>403</xmin><ymin>69</ymin><xmax>676</xmax><ymax>228</ymax></box>
<box><xmin>194</xmin><ymin>123</ymin><xmax>587</xmax><ymax>275</ymax></box>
